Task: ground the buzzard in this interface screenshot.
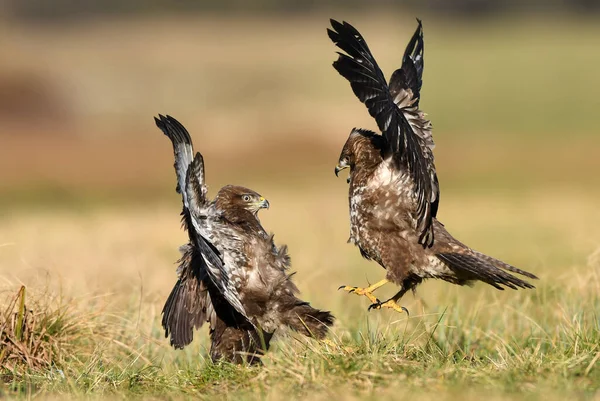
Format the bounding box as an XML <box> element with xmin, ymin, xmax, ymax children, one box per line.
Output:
<box><xmin>155</xmin><ymin>115</ymin><xmax>334</xmax><ymax>363</ymax></box>
<box><xmin>328</xmin><ymin>19</ymin><xmax>538</xmax><ymax>313</ymax></box>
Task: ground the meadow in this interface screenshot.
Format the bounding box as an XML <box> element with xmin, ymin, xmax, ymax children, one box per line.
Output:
<box><xmin>1</xmin><ymin>12</ymin><xmax>600</xmax><ymax>400</ymax></box>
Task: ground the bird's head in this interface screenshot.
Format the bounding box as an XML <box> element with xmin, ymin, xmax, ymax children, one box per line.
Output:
<box><xmin>335</xmin><ymin>128</ymin><xmax>379</xmax><ymax>183</ymax></box>
<box><xmin>214</xmin><ymin>185</ymin><xmax>270</xmax><ymax>222</ymax></box>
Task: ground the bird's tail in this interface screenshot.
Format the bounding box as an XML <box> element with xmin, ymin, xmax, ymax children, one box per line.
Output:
<box><xmin>279</xmin><ymin>299</ymin><xmax>335</xmax><ymax>339</ymax></box>
<box><xmin>209</xmin><ymin>320</ymin><xmax>273</xmax><ymax>365</ymax></box>
<box><xmin>436</xmin><ymin>251</ymin><xmax>538</xmax><ymax>290</ymax></box>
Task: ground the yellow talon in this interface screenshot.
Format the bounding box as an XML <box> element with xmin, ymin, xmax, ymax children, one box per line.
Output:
<box><xmin>338</xmin><ymin>279</ymin><xmax>389</xmax><ymax>304</ymax></box>
<box><xmin>368</xmin><ymin>299</ymin><xmax>409</xmax><ymax>315</ymax></box>
<box><xmin>338</xmin><ymin>285</ymin><xmax>379</xmax><ymax>304</ymax></box>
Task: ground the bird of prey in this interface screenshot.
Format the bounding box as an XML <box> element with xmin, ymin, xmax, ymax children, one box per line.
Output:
<box><xmin>328</xmin><ymin>19</ymin><xmax>538</xmax><ymax>313</ymax></box>
<box><xmin>155</xmin><ymin>115</ymin><xmax>333</xmax><ymax>364</ymax></box>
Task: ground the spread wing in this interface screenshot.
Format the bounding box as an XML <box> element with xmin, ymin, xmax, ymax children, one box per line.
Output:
<box><xmin>185</xmin><ymin>154</ymin><xmax>247</xmax><ymax>319</ymax></box>
<box><xmin>154</xmin><ymin>114</ymin><xmax>207</xmax><ymax>210</ymax></box>
<box><xmin>161</xmin><ymin>243</ymin><xmax>213</xmax><ymax>349</ymax></box>
<box><xmin>328</xmin><ymin>19</ymin><xmax>439</xmax><ymax>247</ymax></box>
<box><xmin>162</xmin><ymin>243</ymin><xmax>252</xmax><ymax>350</ymax></box>
<box><xmin>155</xmin><ymin>115</ymin><xmax>248</xmax><ymax>320</ymax></box>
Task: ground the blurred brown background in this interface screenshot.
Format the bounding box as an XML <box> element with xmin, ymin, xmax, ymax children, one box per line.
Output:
<box><xmin>1</xmin><ymin>1</ymin><xmax>599</xmax><ymax>204</ymax></box>
<box><xmin>0</xmin><ymin>1</ymin><xmax>599</xmax><ymax>332</ymax></box>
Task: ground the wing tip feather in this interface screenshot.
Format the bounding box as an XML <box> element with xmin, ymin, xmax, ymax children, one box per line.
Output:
<box><xmin>154</xmin><ymin>113</ymin><xmax>193</xmax><ymax>146</ymax></box>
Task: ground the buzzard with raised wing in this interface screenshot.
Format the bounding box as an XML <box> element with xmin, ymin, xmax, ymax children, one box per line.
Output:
<box><xmin>156</xmin><ymin>115</ymin><xmax>333</xmax><ymax>363</ymax></box>
<box><xmin>328</xmin><ymin>19</ymin><xmax>538</xmax><ymax>313</ymax></box>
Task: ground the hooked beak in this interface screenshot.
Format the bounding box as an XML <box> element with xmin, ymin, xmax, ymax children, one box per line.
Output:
<box><xmin>250</xmin><ymin>196</ymin><xmax>270</xmax><ymax>215</ymax></box>
<box><xmin>258</xmin><ymin>197</ymin><xmax>270</xmax><ymax>210</ymax></box>
<box><xmin>334</xmin><ymin>164</ymin><xmax>348</xmax><ymax>177</ymax></box>
<box><xmin>335</xmin><ymin>161</ymin><xmax>350</xmax><ymax>183</ymax></box>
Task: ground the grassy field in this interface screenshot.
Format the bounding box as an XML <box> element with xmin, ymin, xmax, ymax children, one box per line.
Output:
<box><xmin>2</xmin><ymin>192</ymin><xmax>599</xmax><ymax>400</ymax></box>
<box><xmin>1</xmin><ymin>12</ymin><xmax>600</xmax><ymax>400</ymax></box>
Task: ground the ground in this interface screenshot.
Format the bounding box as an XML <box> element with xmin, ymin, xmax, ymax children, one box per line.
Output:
<box><xmin>0</xmin><ymin>12</ymin><xmax>599</xmax><ymax>400</ymax></box>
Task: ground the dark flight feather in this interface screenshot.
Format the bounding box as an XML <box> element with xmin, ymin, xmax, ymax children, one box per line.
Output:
<box><xmin>154</xmin><ymin>114</ymin><xmax>197</xmax><ymax>197</ymax></box>
<box><xmin>161</xmin><ymin>244</ymin><xmax>208</xmax><ymax>349</ymax></box>
<box><xmin>389</xmin><ymin>19</ymin><xmax>424</xmax><ymax>106</ymax></box>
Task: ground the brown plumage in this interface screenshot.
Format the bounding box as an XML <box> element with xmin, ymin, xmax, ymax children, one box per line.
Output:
<box><xmin>156</xmin><ymin>114</ymin><xmax>333</xmax><ymax>364</ymax></box>
<box><xmin>328</xmin><ymin>20</ymin><xmax>538</xmax><ymax>311</ymax></box>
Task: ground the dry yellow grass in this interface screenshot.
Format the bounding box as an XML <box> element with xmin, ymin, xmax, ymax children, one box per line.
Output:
<box><xmin>2</xmin><ymin>186</ymin><xmax>598</xmax><ymax>310</ymax></box>
<box><xmin>1</xmin><ymin>185</ymin><xmax>599</xmax><ymax>399</ymax></box>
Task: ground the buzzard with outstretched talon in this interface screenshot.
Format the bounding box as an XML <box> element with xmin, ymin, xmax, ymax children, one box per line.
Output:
<box><xmin>328</xmin><ymin>19</ymin><xmax>538</xmax><ymax>314</ymax></box>
<box><xmin>156</xmin><ymin>114</ymin><xmax>334</xmax><ymax>364</ymax></box>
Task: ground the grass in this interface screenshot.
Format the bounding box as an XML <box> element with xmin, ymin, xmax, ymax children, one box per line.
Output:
<box><xmin>1</xmin><ymin>282</ymin><xmax>599</xmax><ymax>399</ymax></box>
<box><xmin>1</xmin><ymin>11</ymin><xmax>600</xmax><ymax>401</ymax></box>
<box><xmin>1</xmin><ymin>189</ymin><xmax>599</xmax><ymax>400</ymax></box>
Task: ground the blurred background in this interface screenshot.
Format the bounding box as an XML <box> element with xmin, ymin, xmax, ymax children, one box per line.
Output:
<box><xmin>1</xmin><ymin>0</ymin><xmax>599</xmax><ymax>359</ymax></box>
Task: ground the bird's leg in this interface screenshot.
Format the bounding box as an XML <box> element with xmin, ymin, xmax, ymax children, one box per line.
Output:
<box><xmin>368</xmin><ymin>287</ymin><xmax>410</xmax><ymax>315</ymax></box>
<box><xmin>338</xmin><ymin>279</ymin><xmax>389</xmax><ymax>304</ymax></box>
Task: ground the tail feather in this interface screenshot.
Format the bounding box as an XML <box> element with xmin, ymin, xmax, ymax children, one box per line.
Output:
<box><xmin>437</xmin><ymin>252</ymin><xmax>536</xmax><ymax>291</ymax></box>
<box><xmin>470</xmin><ymin>250</ymin><xmax>539</xmax><ymax>280</ymax></box>
<box><xmin>209</xmin><ymin>320</ymin><xmax>272</xmax><ymax>365</ymax></box>
<box><xmin>282</xmin><ymin>301</ymin><xmax>335</xmax><ymax>339</ymax></box>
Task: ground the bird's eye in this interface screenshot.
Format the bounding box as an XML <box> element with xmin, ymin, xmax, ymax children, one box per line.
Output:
<box><xmin>242</xmin><ymin>195</ymin><xmax>251</xmax><ymax>202</ymax></box>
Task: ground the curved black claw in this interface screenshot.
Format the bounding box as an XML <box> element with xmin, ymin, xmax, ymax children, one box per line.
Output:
<box><xmin>339</xmin><ymin>285</ymin><xmax>358</xmax><ymax>293</ymax></box>
<box><xmin>367</xmin><ymin>300</ymin><xmax>410</xmax><ymax>315</ymax></box>
<box><xmin>368</xmin><ymin>299</ymin><xmax>382</xmax><ymax>312</ymax></box>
